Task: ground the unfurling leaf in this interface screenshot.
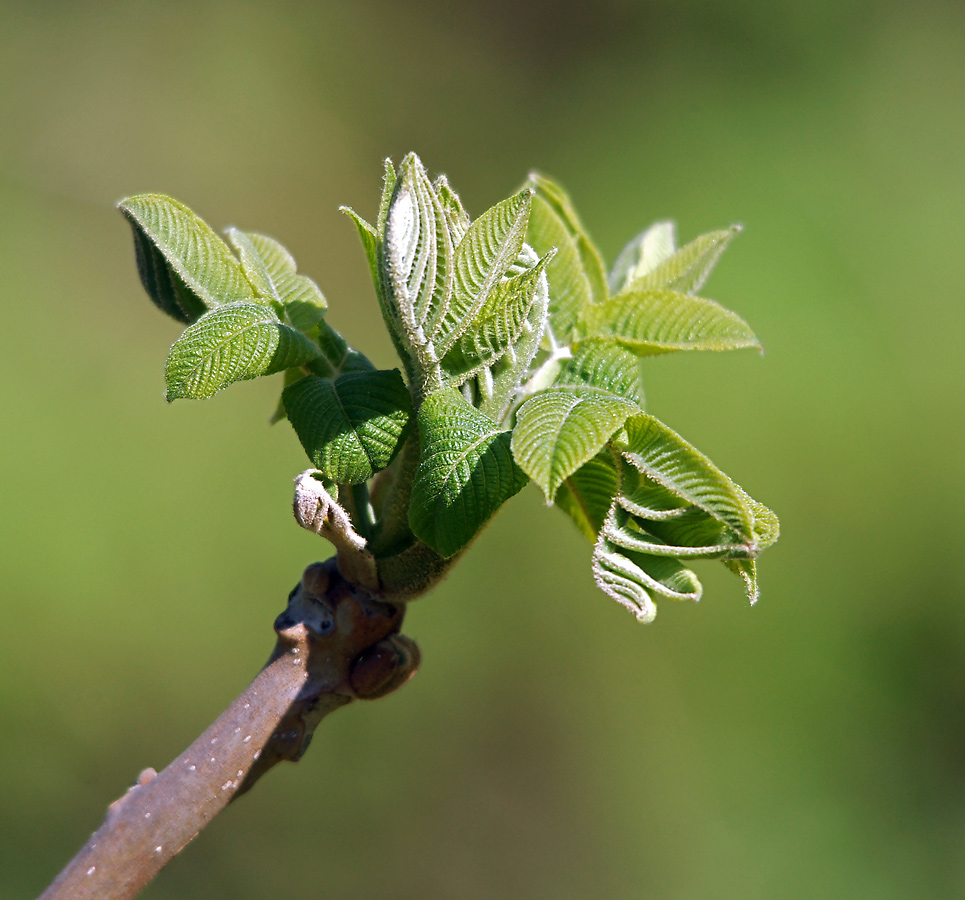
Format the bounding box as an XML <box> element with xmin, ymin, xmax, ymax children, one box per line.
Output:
<box><xmin>628</xmin><ymin>226</ymin><xmax>740</xmax><ymax>296</ymax></box>
<box><xmin>381</xmin><ymin>153</ymin><xmax>454</xmax><ymax>379</ymax></box>
<box><xmin>409</xmin><ymin>389</ymin><xmax>527</xmax><ymax>558</ymax></box>
<box><xmin>441</xmin><ymin>251</ymin><xmax>553</xmax><ymax>379</ymax></box>
<box><xmin>434</xmin><ymin>188</ymin><xmax>533</xmax><ymax>354</ymax></box>
<box><xmin>225</xmin><ymin>229</ymin><xmax>327</xmax><ymax>333</ymax></box>
<box><xmin>511</xmin><ymin>388</ymin><xmax>638</xmax><ymax>503</ymax></box>
<box><xmin>617</xmin><ymin>414</ymin><xmax>755</xmax><ymax>543</ymax></box>
<box><xmin>525</xmin><ymin>173</ymin><xmax>608</xmax><ymax>341</ymax></box>
<box><xmin>165</xmin><ymin>302</ymin><xmax>319</xmax><ymax>400</ymax></box>
<box><xmin>119</xmin><ymin>194</ymin><xmax>253</xmax><ymax>322</ymax></box>
<box><xmin>581</xmin><ymin>288</ymin><xmax>760</xmax><ymax>355</ymax></box>
<box><xmin>283</xmin><ymin>370</ymin><xmax>412</xmax><ymax>484</ymax></box>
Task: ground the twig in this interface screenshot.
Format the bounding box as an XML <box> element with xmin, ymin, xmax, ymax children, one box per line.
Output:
<box><xmin>38</xmin><ymin>559</ymin><xmax>420</xmax><ymax>900</ymax></box>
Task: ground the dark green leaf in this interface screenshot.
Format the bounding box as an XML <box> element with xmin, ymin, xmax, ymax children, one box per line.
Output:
<box><xmin>283</xmin><ymin>370</ymin><xmax>413</xmax><ymax>484</ymax></box>
<box><xmin>409</xmin><ymin>389</ymin><xmax>527</xmax><ymax>558</ymax></box>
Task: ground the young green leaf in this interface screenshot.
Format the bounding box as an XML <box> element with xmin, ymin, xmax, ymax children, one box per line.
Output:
<box><xmin>225</xmin><ymin>229</ymin><xmax>327</xmax><ymax>333</ymax></box>
<box><xmin>381</xmin><ymin>153</ymin><xmax>454</xmax><ymax>382</ymax></box>
<box><xmin>165</xmin><ymin>301</ymin><xmax>320</xmax><ymax>401</ymax></box>
<box><xmin>433</xmin><ymin>174</ymin><xmax>471</xmax><ymax>242</ymax></box>
<box><xmin>441</xmin><ymin>251</ymin><xmax>553</xmax><ymax>379</ymax></box>
<box><xmin>127</xmin><ymin>227</ymin><xmax>210</xmax><ymax>323</ymax></box>
<box><xmin>308</xmin><ymin>320</ymin><xmax>376</xmax><ymax>380</ymax></box>
<box><xmin>580</xmin><ymin>288</ymin><xmax>760</xmax><ymax>355</ymax></box>
<box><xmin>554</xmin><ymin>339</ymin><xmax>645</xmax><ymax>407</ymax></box>
<box><xmin>554</xmin><ymin>451</ymin><xmax>621</xmax><ymax>542</ymax></box>
<box><xmin>608</xmin><ymin>221</ymin><xmax>676</xmax><ymax>295</ymax></box>
<box><xmin>283</xmin><ymin>370</ymin><xmax>412</xmax><ymax>484</ymax></box>
<box><xmin>511</xmin><ymin>388</ymin><xmax>638</xmax><ymax>503</ymax></box>
<box><xmin>409</xmin><ymin>388</ymin><xmax>527</xmax><ymax>558</ymax></box>
<box><xmin>617</xmin><ymin>415</ymin><xmax>755</xmax><ymax>543</ymax></box>
<box><xmin>340</xmin><ymin>207</ymin><xmax>381</xmax><ymax>302</ymax></box>
<box><xmin>433</xmin><ymin>189</ymin><xmax>533</xmax><ymax>354</ymax></box>
<box><xmin>119</xmin><ymin>194</ymin><xmax>253</xmax><ymax>321</ymax></box>
<box><xmin>628</xmin><ymin>227</ymin><xmax>740</xmax><ymax>295</ymax></box>
<box><xmin>525</xmin><ymin>174</ymin><xmax>609</xmax><ymax>339</ymax></box>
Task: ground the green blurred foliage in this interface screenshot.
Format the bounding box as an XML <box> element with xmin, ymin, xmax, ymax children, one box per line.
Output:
<box><xmin>2</xmin><ymin>0</ymin><xmax>963</xmax><ymax>897</ymax></box>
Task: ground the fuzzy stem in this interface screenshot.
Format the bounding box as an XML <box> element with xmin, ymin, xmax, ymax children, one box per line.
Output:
<box><xmin>37</xmin><ymin>559</ymin><xmax>419</xmax><ymax>900</ymax></box>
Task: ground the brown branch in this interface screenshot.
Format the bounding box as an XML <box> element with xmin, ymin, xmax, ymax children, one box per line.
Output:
<box><xmin>38</xmin><ymin>559</ymin><xmax>420</xmax><ymax>900</ymax></box>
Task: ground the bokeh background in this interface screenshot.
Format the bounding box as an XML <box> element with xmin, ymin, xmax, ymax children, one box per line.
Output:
<box><xmin>2</xmin><ymin>1</ymin><xmax>963</xmax><ymax>897</ymax></box>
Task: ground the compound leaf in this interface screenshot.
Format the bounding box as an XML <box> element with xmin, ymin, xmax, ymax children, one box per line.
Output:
<box><xmin>511</xmin><ymin>388</ymin><xmax>638</xmax><ymax>503</ymax></box>
<box><xmin>119</xmin><ymin>194</ymin><xmax>253</xmax><ymax>321</ymax></box>
<box><xmin>409</xmin><ymin>388</ymin><xmax>527</xmax><ymax>558</ymax></box>
<box><xmin>581</xmin><ymin>288</ymin><xmax>760</xmax><ymax>355</ymax></box>
<box><xmin>555</xmin><ymin>451</ymin><xmax>620</xmax><ymax>542</ymax></box>
<box><xmin>283</xmin><ymin>370</ymin><xmax>412</xmax><ymax>484</ymax></box>
<box><xmin>165</xmin><ymin>301</ymin><xmax>319</xmax><ymax>401</ymax></box>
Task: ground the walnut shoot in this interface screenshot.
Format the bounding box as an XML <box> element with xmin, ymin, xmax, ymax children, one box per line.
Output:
<box><xmin>120</xmin><ymin>152</ymin><xmax>777</xmax><ymax>620</ymax></box>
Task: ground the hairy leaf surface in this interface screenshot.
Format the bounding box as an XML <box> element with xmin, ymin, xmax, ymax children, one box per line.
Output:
<box><xmin>581</xmin><ymin>288</ymin><xmax>760</xmax><ymax>355</ymax></box>
<box><xmin>165</xmin><ymin>302</ymin><xmax>320</xmax><ymax>400</ymax></box>
<box><xmin>409</xmin><ymin>389</ymin><xmax>527</xmax><ymax>558</ymax></box>
<box><xmin>618</xmin><ymin>415</ymin><xmax>755</xmax><ymax>542</ymax></box>
<box><xmin>283</xmin><ymin>370</ymin><xmax>412</xmax><ymax>484</ymax></box>
<box><xmin>434</xmin><ymin>189</ymin><xmax>533</xmax><ymax>354</ymax></box>
<box><xmin>555</xmin><ymin>339</ymin><xmax>645</xmax><ymax>407</ymax></box>
<box><xmin>119</xmin><ymin>195</ymin><xmax>253</xmax><ymax>321</ymax></box>
<box><xmin>512</xmin><ymin>388</ymin><xmax>637</xmax><ymax>503</ymax></box>
<box><xmin>226</xmin><ymin>229</ymin><xmax>327</xmax><ymax>333</ymax></box>
<box><xmin>442</xmin><ymin>252</ymin><xmax>552</xmax><ymax>379</ymax></box>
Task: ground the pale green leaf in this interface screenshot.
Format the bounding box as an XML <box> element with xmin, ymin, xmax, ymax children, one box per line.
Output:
<box><xmin>554</xmin><ymin>339</ymin><xmax>645</xmax><ymax>408</ymax></box>
<box><xmin>226</xmin><ymin>229</ymin><xmax>327</xmax><ymax>333</ymax></box>
<box><xmin>442</xmin><ymin>251</ymin><xmax>553</xmax><ymax>379</ymax></box>
<box><xmin>511</xmin><ymin>388</ymin><xmax>638</xmax><ymax>503</ymax></box>
<box><xmin>630</xmin><ymin>226</ymin><xmax>740</xmax><ymax>295</ymax></box>
<box><xmin>119</xmin><ymin>194</ymin><xmax>253</xmax><ymax>320</ymax></box>
<box><xmin>618</xmin><ymin>415</ymin><xmax>755</xmax><ymax>543</ymax></box>
<box><xmin>608</xmin><ymin>221</ymin><xmax>676</xmax><ymax>295</ymax></box>
<box><xmin>409</xmin><ymin>388</ymin><xmax>527</xmax><ymax>558</ymax></box>
<box><xmin>283</xmin><ymin>370</ymin><xmax>412</xmax><ymax>484</ymax></box>
<box><xmin>525</xmin><ymin>173</ymin><xmax>608</xmax><ymax>341</ymax></box>
<box><xmin>165</xmin><ymin>301</ymin><xmax>319</xmax><ymax>400</ymax></box>
<box><xmin>581</xmin><ymin>288</ymin><xmax>760</xmax><ymax>355</ymax></box>
<box><xmin>434</xmin><ymin>189</ymin><xmax>533</xmax><ymax>354</ymax></box>
<box><xmin>269</xmin><ymin>366</ymin><xmax>309</xmax><ymax>425</ymax></box>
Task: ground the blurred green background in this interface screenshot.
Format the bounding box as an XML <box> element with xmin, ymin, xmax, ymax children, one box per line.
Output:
<box><xmin>2</xmin><ymin>1</ymin><xmax>963</xmax><ymax>897</ymax></box>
